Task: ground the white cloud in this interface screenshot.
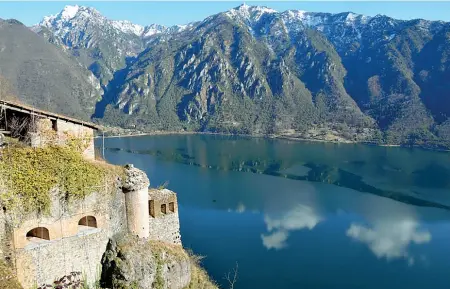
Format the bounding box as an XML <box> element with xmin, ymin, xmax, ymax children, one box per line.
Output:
<box><xmin>346</xmin><ymin>219</ymin><xmax>431</xmax><ymax>264</ymax></box>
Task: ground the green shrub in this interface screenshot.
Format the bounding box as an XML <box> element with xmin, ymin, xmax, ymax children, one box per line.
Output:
<box><xmin>0</xmin><ymin>145</ymin><xmax>122</xmax><ymax>214</ymax></box>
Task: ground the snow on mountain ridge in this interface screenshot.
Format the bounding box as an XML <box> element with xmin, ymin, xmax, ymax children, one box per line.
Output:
<box><xmin>142</xmin><ymin>24</ymin><xmax>167</xmax><ymax>38</ymax></box>
<box><xmin>226</xmin><ymin>4</ymin><xmax>277</xmax><ymax>23</ymax></box>
<box><xmin>36</xmin><ymin>3</ymin><xmax>408</xmax><ymax>53</ymax></box>
<box><xmin>224</xmin><ymin>4</ymin><xmax>377</xmax><ymax>42</ymax></box>
<box><xmin>38</xmin><ymin>5</ymin><xmax>175</xmax><ymax>38</ymax></box>
<box><xmin>111</xmin><ymin>20</ymin><xmax>144</xmax><ymax>36</ymax></box>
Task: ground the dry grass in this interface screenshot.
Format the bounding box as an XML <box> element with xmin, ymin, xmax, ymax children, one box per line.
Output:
<box><xmin>149</xmin><ymin>240</ymin><xmax>189</xmax><ymax>262</ymax></box>
<box><xmin>185</xmin><ymin>250</ymin><xmax>219</xmax><ymax>289</ymax></box>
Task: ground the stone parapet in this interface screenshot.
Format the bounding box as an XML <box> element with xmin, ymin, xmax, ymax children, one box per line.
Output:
<box><xmin>148</xmin><ymin>189</ymin><xmax>182</xmax><ymax>245</ymax></box>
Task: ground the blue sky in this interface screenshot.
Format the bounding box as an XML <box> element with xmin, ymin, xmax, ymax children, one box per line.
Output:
<box><xmin>1</xmin><ymin>1</ymin><xmax>450</xmax><ymax>27</ymax></box>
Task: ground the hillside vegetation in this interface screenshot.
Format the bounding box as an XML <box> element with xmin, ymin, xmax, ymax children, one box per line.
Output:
<box><xmin>5</xmin><ymin>5</ymin><xmax>450</xmax><ymax>149</ymax></box>
<box><xmin>0</xmin><ymin>18</ymin><xmax>101</xmax><ymax>120</ymax></box>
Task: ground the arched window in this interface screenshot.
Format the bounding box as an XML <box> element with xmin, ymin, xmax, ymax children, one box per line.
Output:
<box><xmin>26</xmin><ymin>227</ymin><xmax>50</xmax><ymax>241</ymax></box>
<box><xmin>78</xmin><ymin>216</ymin><xmax>97</xmax><ymax>228</ymax></box>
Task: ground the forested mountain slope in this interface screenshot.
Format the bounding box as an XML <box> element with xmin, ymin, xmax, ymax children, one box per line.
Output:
<box><xmin>9</xmin><ymin>4</ymin><xmax>450</xmax><ymax>148</ymax></box>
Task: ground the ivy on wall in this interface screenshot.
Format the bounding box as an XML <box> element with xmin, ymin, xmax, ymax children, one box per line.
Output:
<box><xmin>0</xmin><ymin>145</ymin><xmax>122</xmax><ymax>214</ymax></box>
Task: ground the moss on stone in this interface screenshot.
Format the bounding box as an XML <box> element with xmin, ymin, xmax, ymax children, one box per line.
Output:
<box><xmin>0</xmin><ymin>261</ymin><xmax>22</xmax><ymax>289</ymax></box>
<box><xmin>153</xmin><ymin>252</ymin><xmax>165</xmax><ymax>289</ymax></box>
<box><xmin>0</xmin><ymin>145</ymin><xmax>123</xmax><ymax>214</ymax></box>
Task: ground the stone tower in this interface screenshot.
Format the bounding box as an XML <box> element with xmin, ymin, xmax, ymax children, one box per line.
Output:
<box><xmin>122</xmin><ymin>164</ymin><xmax>150</xmax><ymax>238</ymax></box>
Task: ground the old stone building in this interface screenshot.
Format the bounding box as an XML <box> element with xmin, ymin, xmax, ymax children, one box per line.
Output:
<box><xmin>0</xmin><ymin>99</ymin><xmax>98</xmax><ymax>160</ymax></box>
<box><xmin>0</xmin><ymin>102</ymin><xmax>184</xmax><ymax>288</ymax></box>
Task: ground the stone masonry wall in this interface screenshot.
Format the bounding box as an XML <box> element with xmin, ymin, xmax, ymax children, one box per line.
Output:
<box><xmin>28</xmin><ymin>118</ymin><xmax>54</xmax><ymax>148</ymax></box>
<box><xmin>11</xmin><ymin>186</ymin><xmax>127</xmax><ymax>288</ymax></box>
<box><xmin>56</xmin><ymin>119</ymin><xmax>95</xmax><ymax>160</ymax></box>
<box><xmin>1</xmin><ymin>163</ymin><xmax>188</xmax><ymax>288</ymax></box>
<box><xmin>15</xmin><ymin>228</ymin><xmax>107</xmax><ymax>288</ymax></box>
<box><xmin>148</xmin><ymin>189</ymin><xmax>182</xmax><ymax>245</ymax></box>
<box><xmin>28</xmin><ymin>118</ymin><xmax>96</xmax><ymax>160</ymax></box>
<box><xmin>149</xmin><ymin>212</ymin><xmax>182</xmax><ymax>246</ymax></box>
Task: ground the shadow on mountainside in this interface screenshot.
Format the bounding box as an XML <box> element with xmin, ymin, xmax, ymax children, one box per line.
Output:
<box><xmin>93</xmin><ymin>57</ymin><xmax>135</xmax><ymax>119</ymax></box>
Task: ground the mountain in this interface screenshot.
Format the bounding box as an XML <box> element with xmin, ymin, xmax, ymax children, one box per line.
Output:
<box><xmin>32</xmin><ymin>5</ymin><xmax>195</xmax><ymax>87</ymax></box>
<box><xmin>0</xmin><ymin>18</ymin><xmax>102</xmax><ymax>120</ymax></box>
<box><xmin>33</xmin><ymin>5</ymin><xmax>146</xmax><ymax>87</ymax></box>
<box><xmin>97</xmin><ymin>5</ymin><xmax>375</xmax><ymax>138</ymax></box>
<box><xmin>28</xmin><ymin>5</ymin><xmax>450</xmax><ymax>148</ymax></box>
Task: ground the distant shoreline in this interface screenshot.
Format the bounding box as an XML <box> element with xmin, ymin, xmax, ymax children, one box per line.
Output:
<box><xmin>94</xmin><ymin>130</ymin><xmax>450</xmax><ymax>152</ymax></box>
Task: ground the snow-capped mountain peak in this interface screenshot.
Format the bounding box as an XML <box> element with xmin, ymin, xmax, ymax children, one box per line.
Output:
<box><xmin>37</xmin><ymin>5</ymin><xmax>174</xmax><ymax>38</ymax></box>
<box><xmin>39</xmin><ymin>5</ymin><xmax>105</xmax><ymax>32</ymax></box>
<box><xmin>226</xmin><ymin>5</ymin><xmax>277</xmax><ymax>23</ymax></box>
<box><xmin>60</xmin><ymin>5</ymin><xmax>79</xmax><ymax>20</ymax></box>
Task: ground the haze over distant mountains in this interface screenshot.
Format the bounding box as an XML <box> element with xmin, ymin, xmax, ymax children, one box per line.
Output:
<box><xmin>1</xmin><ymin>4</ymin><xmax>450</xmax><ymax>148</ymax></box>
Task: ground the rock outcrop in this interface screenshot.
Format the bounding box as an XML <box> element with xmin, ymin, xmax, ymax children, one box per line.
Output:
<box><xmin>101</xmin><ymin>236</ymin><xmax>191</xmax><ymax>289</ymax></box>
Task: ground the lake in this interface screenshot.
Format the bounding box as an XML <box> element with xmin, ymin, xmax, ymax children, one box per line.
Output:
<box><xmin>99</xmin><ymin>134</ymin><xmax>450</xmax><ymax>289</ymax></box>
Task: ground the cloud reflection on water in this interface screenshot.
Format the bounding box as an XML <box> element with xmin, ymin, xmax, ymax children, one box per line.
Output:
<box><xmin>257</xmin><ymin>180</ymin><xmax>433</xmax><ymax>264</ymax></box>
<box><xmin>261</xmin><ymin>204</ymin><xmax>323</xmax><ymax>250</ymax></box>
<box><xmin>346</xmin><ymin>219</ymin><xmax>431</xmax><ymax>265</ymax></box>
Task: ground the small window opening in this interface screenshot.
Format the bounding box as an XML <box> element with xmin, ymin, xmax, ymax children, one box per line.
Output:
<box><xmin>78</xmin><ymin>216</ymin><xmax>97</xmax><ymax>228</ymax></box>
<box><xmin>161</xmin><ymin>204</ymin><xmax>167</xmax><ymax>214</ymax></box>
<box><xmin>149</xmin><ymin>200</ymin><xmax>155</xmax><ymax>217</ymax></box>
<box><xmin>169</xmin><ymin>202</ymin><xmax>175</xmax><ymax>213</ymax></box>
<box><xmin>26</xmin><ymin>227</ymin><xmax>50</xmax><ymax>241</ymax></box>
<box><xmin>51</xmin><ymin>119</ymin><xmax>57</xmax><ymax>131</ymax></box>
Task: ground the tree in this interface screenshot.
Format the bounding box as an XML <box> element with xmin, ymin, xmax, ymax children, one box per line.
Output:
<box><xmin>224</xmin><ymin>262</ymin><xmax>238</xmax><ymax>289</ymax></box>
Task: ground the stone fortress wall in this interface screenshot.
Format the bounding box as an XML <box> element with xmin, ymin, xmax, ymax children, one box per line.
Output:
<box><xmin>0</xmin><ymin>101</ymin><xmax>186</xmax><ymax>288</ymax></box>
<box><xmin>148</xmin><ymin>189</ymin><xmax>182</xmax><ymax>245</ymax></box>
<box><xmin>0</xmin><ymin>164</ymin><xmax>183</xmax><ymax>288</ymax></box>
<box><xmin>9</xmin><ymin>184</ymin><xmax>127</xmax><ymax>288</ymax></box>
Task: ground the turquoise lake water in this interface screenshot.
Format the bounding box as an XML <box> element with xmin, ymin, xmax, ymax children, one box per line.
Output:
<box><xmin>99</xmin><ymin>134</ymin><xmax>450</xmax><ymax>289</ymax></box>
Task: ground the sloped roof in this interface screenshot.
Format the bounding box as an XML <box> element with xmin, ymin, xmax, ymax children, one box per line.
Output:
<box><xmin>0</xmin><ymin>99</ymin><xmax>100</xmax><ymax>130</ymax></box>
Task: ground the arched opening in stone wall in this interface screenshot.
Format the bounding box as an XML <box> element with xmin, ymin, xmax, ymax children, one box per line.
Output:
<box><xmin>161</xmin><ymin>204</ymin><xmax>167</xmax><ymax>214</ymax></box>
<box><xmin>169</xmin><ymin>202</ymin><xmax>175</xmax><ymax>213</ymax></box>
<box><xmin>149</xmin><ymin>200</ymin><xmax>155</xmax><ymax>217</ymax></box>
<box><xmin>78</xmin><ymin>216</ymin><xmax>97</xmax><ymax>230</ymax></box>
<box><xmin>26</xmin><ymin>227</ymin><xmax>50</xmax><ymax>241</ymax></box>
